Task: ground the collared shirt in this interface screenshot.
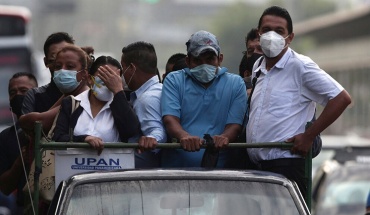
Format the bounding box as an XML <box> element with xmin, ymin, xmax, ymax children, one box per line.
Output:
<box><xmin>129</xmin><ymin>76</ymin><xmax>166</xmax><ymax>143</ymax></box>
<box><xmin>73</xmin><ymin>90</ymin><xmax>120</xmax><ymax>142</ymax></box>
<box><xmin>246</xmin><ymin>48</ymin><xmax>344</xmax><ymax>163</ymax></box>
<box><xmin>161</xmin><ymin>67</ymin><xmax>247</xmax><ymax>167</ymax></box>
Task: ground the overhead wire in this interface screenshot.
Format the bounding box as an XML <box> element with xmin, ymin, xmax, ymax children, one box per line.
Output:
<box><xmin>10</xmin><ymin>107</ymin><xmax>36</xmax><ymax>215</ymax></box>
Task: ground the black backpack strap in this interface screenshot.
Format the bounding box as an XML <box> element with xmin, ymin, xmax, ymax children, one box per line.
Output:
<box><xmin>247</xmin><ymin>71</ymin><xmax>261</xmax><ymax>108</ymax></box>
<box><xmin>246</xmin><ymin>57</ymin><xmax>263</xmax><ymax>121</ymax></box>
<box><xmin>237</xmin><ymin>57</ymin><xmax>263</xmax><ymax>143</ymax></box>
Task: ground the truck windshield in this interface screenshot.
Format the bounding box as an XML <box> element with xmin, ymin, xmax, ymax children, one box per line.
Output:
<box><xmin>65</xmin><ymin>179</ymin><xmax>301</xmax><ymax>215</ymax></box>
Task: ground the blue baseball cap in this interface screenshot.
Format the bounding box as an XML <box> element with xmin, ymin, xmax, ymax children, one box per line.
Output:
<box><xmin>186</xmin><ymin>30</ymin><xmax>220</xmax><ymax>57</ymax></box>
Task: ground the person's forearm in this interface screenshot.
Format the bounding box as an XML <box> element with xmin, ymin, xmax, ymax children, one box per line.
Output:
<box><xmin>140</xmin><ymin>112</ymin><xmax>167</xmax><ymax>143</ymax></box>
<box><xmin>305</xmin><ymin>90</ymin><xmax>351</xmax><ymax>139</ymax></box>
<box><xmin>163</xmin><ymin>115</ymin><xmax>189</xmax><ymax>140</ymax></box>
<box><xmin>19</xmin><ymin>113</ymin><xmax>39</xmax><ymax>132</ymax></box>
<box><xmin>111</xmin><ymin>91</ymin><xmax>140</xmax><ymax>140</ymax></box>
<box><xmin>220</xmin><ymin>124</ymin><xmax>241</xmax><ymax>142</ymax></box>
<box><xmin>19</xmin><ymin>107</ymin><xmax>60</xmax><ymax>134</ymax></box>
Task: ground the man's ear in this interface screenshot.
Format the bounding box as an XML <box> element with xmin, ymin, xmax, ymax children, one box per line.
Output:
<box><xmin>287</xmin><ymin>32</ymin><xmax>294</xmax><ymax>45</ymax></box>
<box><xmin>218</xmin><ymin>53</ymin><xmax>224</xmax><ymax>66</ymax></box>
<box><xmin>43</xmin><ymin>56</ymin><xmax>48</xmax><ymax>67</ymax></box>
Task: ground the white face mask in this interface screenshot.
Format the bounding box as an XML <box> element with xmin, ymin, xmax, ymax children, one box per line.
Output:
<box><xmin>91</xmin><ymin>76</ymin><xmax>113</xmax><ymax>102</ymax></box>
<box><xmin>259</xmin><ymin>31</ymin><xmax>289</xmax><ymax>58</ymax></box>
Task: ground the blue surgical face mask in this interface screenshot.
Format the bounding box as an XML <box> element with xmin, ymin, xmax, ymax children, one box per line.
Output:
<box><xmin>189</xmin><ymin>64</ymin><xmax>218</xmax><ymax>83</ymax></box>
<box><xmin>53</xmin><ymin>69</ymin><xmax>81</xmax><ymax>93</ymax></box>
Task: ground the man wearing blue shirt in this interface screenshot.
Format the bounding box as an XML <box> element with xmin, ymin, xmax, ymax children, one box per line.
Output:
<box><xmin>161</xmin><ymin>30</ymin><xmax>247</xmax><ymax>167</ymax></box>
<box><xmin>121</xmin><ymin>41</ymin><xmax>167</xmax><ymax>168</ymax></box>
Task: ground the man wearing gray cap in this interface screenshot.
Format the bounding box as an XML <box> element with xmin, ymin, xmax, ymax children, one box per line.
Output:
<box><xmin>160</xmin><ymin>30</ymin><xmax>247</xmax><ymax>167</ymax></box>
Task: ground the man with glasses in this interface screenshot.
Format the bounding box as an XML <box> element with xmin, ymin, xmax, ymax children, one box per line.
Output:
<box><xmin>244</xmin><ymin>28</ymin><xmax>263</xmax><ymax>59</ymax></box>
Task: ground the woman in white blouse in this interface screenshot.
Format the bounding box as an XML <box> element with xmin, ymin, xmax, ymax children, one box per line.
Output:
<box><xmin>52</xmin><ymin>49</ymin><xmax>140</xmax><ymax>155</ymax></box>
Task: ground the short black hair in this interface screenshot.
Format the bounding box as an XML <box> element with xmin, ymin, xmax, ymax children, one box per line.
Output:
<box><xmin>43</xmin><ymin>32</ymin><xmax>75</xmax><ymax>56</ymax></box>
<box><xmin>172</xmin><ymin>57</ymin><xmax>187</xmax><ymax>71</ymax></box>
<box><xmin>258</xmin><ymin>6</ymin><xmax>293</xmax><ymax>34</ymax></box>
<box><xmin>245</xmin><ymin>28</ymin><xmax>258</xmax><ymax>43</ymax></box>
<box><xmin>9</xmin><ymin>72</ymin><xmax>38</xmax><ymax>90</ymax></box>
<box><xmin>89</xmin><ymin>55</ymin><xmax>123</xmax><ymax>76</ymax></box>
<box><xmin>166</xmin><ymin>53</ymin><xmax>186</xmax><ymax>72</ymax></box>
<box><xmin>121</xmin><ymin>41</ymin><xmax>157</xmax><ymax>74</ymax></box>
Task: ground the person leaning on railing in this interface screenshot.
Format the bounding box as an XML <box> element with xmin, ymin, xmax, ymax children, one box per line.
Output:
<box><xmin>246</xmin><ymin>5</ymin><xmax>351</xmax><ymax>202</ymax></box>
<box><xmin>51</xmin><ymin>53</ymin><xmax>140</xmax><ymax>155</ymax></box>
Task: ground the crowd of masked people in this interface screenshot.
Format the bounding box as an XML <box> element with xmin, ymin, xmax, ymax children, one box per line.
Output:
<box><xmin>0</xmin><ymin>6</ymin><xmax>351</xmax><ymax>215</ymax></box>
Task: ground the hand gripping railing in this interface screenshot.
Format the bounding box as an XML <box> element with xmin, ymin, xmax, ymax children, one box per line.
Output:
<box><xmin>32</xmin><ymin>121</ymin><xmax>312</xmax><ymax>214</ymax></box>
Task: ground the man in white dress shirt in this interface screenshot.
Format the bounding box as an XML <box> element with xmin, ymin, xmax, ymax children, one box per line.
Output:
<box><xmin>246</xmin><ymin>6</ymin><xmax>352</xmax><ymax>200</ymax></box>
